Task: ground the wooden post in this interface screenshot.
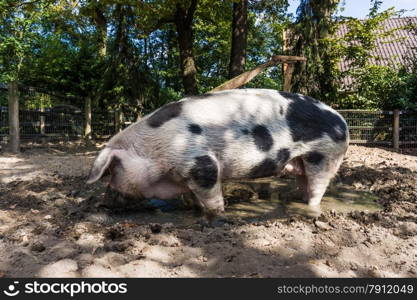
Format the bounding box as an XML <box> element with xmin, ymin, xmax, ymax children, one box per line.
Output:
<box><xmin>392</xmin><ymin>109</ymin><xmax>400</xmax><ymax>150</ymax></box>
<box><xmin>84</xmin><ymin>97</ymin><xmax>92</xmax><ymax>141</ymax></box>
<box><xmin>283</xmin><ymin>63</ymin><xmax>294</xmax><ymax>92</ymax></box>
<box><xmin>40</xmin><ymin>103</ymin><xmax>46</xmax><ymax>145</ymax></box>
<box><xmin>282</xmin><ymin>29</ymin><xmax>291</xmax><ymax>92</ymax></box>
<box><xmin>8</xmin><ymin>81</ymin><xmax>20</xmax><ymax>153</ymax></box>
<box><xmin>115</xmin><ymin>109</ymin><xmax>123</xmax><ymax>133</ymax></box>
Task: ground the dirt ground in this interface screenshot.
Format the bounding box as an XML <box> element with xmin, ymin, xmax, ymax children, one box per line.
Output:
<box><xmin>0</xmin><ymin>142</ymin><xmax>416</xmax><ymax>278</ymax></box>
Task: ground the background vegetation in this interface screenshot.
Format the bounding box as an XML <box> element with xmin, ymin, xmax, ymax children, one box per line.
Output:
<box><xmin>0</xmin><ymin>0</ymin><xmax>416</xmax><ymax>113</ymax></box>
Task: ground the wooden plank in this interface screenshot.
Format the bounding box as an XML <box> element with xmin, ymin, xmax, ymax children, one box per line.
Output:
<box><xmin>349</xmin><ymin>140</ymin><xmax>391</xmax><ymax>144</ymax></box>
<box><xmin>400</xmin><ymin>141</ymin><xmax>417</xmax><ymax>145</ymax></box>
<box><xmin>347</xmin><ymin>126</ymin><xmax>391</xmax><ymax>130</ymax></box>
<box><xmin>209</xmin><ymin>55</ymin><xmax>306</xmax><ymax>92</ymax></box>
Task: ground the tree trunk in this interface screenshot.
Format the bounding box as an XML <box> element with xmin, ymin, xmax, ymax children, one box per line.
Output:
<box><xmin>229</xmin><ymin>0</ymin><xmax>248</xmax><ymax>79</ymax></box>
<box><xmin>8</xmin><ymin>81</ymin><xmax>20</xmax><ymax>153</ymax></box>
<box><xmin>84</xmin><ymin>97</ymin><xmax>92</xmax><ymax>142</ymax></box>
<box><xmin>174</xmin><ymin>0</ymin><xmax>198</xmax><ymax>95</ymax></box>
<box><xmin>91</xmin><ymin>0</ymin><xmax>107</xmax><ymax>58</ymax></box>
<box><xmin>90</xmin><ymin>2</ymin><xmax>107</xmax><ymax>139</ymax></box>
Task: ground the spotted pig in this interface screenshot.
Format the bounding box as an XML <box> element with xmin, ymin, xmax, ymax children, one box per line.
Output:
<box><xmin>87</xmin><ymin>89</ymin><xmax>349</xmax><ymax>218</ymax></box>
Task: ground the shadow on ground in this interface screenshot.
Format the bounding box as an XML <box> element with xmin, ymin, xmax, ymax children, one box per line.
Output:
<box><xmin>1</xmin><ymin>153</ymin><xmax>416</xmax><ymax>277</ymax></box>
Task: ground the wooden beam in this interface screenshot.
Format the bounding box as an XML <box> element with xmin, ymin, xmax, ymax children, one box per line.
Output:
<box><xmin>209</xmin><ymin>55</ymin><xmax>305</xmax><ymax>93</ymax></box>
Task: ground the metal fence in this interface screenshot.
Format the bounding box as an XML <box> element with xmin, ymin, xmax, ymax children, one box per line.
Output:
<box><xmin>399</xmin><ymin>111</ymin><xmax>417</xmax><ymax>147</ymax></box>
<box><xmin>0</xmin><ymin>108</ymin><xmax>137</xmax><ymax>144</ymax></box>
<box><xmin>338</xmin><ymin>110</ymin><xmax>417</xmax><ymax>148</ymax></box>
<box><xmin>1</xmin><ymin>108</ymin><xmax>417</xmax><ymax>148</ymax></box>
<box><xmin>1</xmin><ymin>110</ymin><xmax>84</xmax><ymax>142</ymax></box>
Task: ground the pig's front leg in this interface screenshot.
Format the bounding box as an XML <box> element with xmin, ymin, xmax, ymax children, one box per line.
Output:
<box><xmin>186</xmin><ymin>154</ymin><xmax>226</xmax><ymax>226</ymax></box>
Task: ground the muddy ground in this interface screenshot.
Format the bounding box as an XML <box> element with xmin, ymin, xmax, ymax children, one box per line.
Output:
<box><xmin>0</xmin><ymin>143</ymin><xmax>416</xmax><ymax>278</ymax></box>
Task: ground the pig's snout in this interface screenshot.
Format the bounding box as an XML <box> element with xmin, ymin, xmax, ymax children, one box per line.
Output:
<box><xmin>282</xmin><ymin>158</ymin><xmax>305</xmax><ymax>176</ymax></box>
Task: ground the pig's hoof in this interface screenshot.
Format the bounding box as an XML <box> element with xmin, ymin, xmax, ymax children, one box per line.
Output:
<box><xmin>198</xmin><ymin>215</ymin><xmax>228</xmax><ymax>229</ymax></box>
<box><xmin>210</xmin><ymin>216</ymin><xmax>228</xmax><ymax>227</ymax></box>
<box><xmin>198</xmin><ymin>218</ymin><xmax>210</xmax><ymax>229</ymax></box>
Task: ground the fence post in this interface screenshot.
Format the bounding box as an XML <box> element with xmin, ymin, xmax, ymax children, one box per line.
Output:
<box><xmin>8</xmin><ymin>80</ymin><xmax>20</xmax><ymax>153</ymax></box>
<box><xmin>40</xmin><ymin>105</ymin><xmax>46</xmax><ymax>145</ymax></box>
<box><xmin>115</xmin><ymin>109</ymin><xmax>124</xmax><ymax>133</ymax></box>
<box><xmin>283</xmin><ymin>63</ymin><xmax>294</xmax><ymax>92</ymax></box>
<box><xmin>84</xmin><ymin>97</ymin><xmax>92</xmax><ymax>142</ymax></box>
<box><xmin>392</xmin><ymin>109</ymin><xmax>400</xmax><ymax>150</ymax></box>
<box><xmin>115</xmin><ymin>110</ymin><xmax>119</xmax><ymax>133</ymax></box>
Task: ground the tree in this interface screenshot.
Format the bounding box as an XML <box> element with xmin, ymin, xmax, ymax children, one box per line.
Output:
<box><xmin>173</xmin><ymin>0</ymin><xmax>199</xmax><ymax>95</ymax></box>
<box><xmin>336</xmin><ymin>2</ymin><xmax>403</xmax><ymax>108</ymax></box>
<box><xmin>0</xmin><ymin>0</ymin><xmax>53</xmax><ymax>152</ymax></box>
<box><xmin>246</xmin><ymin>0</ymin><xmax>289</xmax><ymax>90</ymax></box>
<box><xmin>289</xmin><ymin>0</ymin><xmax>341</xmax><ymax>102</ymax></box>
<box><xmin>229</xmin><ymin>0</ymin><xmax>248</xmax><ymax>78</ymax></box>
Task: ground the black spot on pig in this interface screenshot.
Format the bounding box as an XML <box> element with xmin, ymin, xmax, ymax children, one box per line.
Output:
<box><xmin>147</xmin><ymin>101</ymin><xmax>183</xmax><ymax>128</ymax></box>
<box><xmin>190</xmin><ymin>155</ymin><xmax>218</xmax><ymax>189</ymax></box>
<box><xmin>282</xmin><ymin>92</ymin><xmax>347</xmax><ymax>143</ymax></box>
<box><xmin>305</xmin><ymin>151</ymin><xmax>325</xmax><ymax>165</ymax></box>
<box><xmin>188</xmin><ymin>124</ymin><xmax>202</xmax><ymax>134</ymax></box>
<box><xmin>252</xmin><ymin>125</ymin><xmax>273</xmax><ymax>152</ymax></box>
<box><xmin>279</xmin><ymin>106</ymin><xmax>284</xmax><ymax>115</ymax></box>
<box><xmin>249</xmin><ymin>158</ymin><xmax>277</xmax><ymax>178</ymax></box>
<box><xmin>276</xmin><ymin>148</ymin><xmax>290</xmax><ymax>165</ymax></box>
<box><xmin>241</xmin><ymin>129</ymin><xmax>249</xmax><ymax>135</ymax></box>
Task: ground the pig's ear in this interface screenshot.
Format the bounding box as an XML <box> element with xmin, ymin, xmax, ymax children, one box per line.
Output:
<box><xmin>86</xmin><ymin>148</ymin><xmax>116</xmax><ymax>184</ymax></box>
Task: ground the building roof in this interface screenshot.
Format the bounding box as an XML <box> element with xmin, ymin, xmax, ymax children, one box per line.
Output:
<box><xmin>338</xmin><ymin>17</ymin><xmax>417</xmax><ymax>88</ymax></box>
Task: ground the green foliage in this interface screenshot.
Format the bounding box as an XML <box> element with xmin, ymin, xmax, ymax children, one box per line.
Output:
<box><xmin>0</xmin><ymin>0</ymin><xmax>53</xmax><ymax>82</ymax></box>
<box><xmin>396</xmin><ymin>58</ymin><xmax>417</xmax><ymax>111</ymax></box>
<box><xmin>290</xmin><ymin>0</ymin><xmax>417</xmax><ymax>111</ymax></box>
<box><xmin>338</xmin><ymin>65</ymin><xmax>403</xmax><ymax>109</ymax></box>
<box><xmin>334</xmin><ymin>1</ymin><xmax>416</xmax><ymax>110</ymax></box>
<box><xmin>244</xmin><ymin>0</ymin><xmax>289</xmax><ymax>90</ymax></box>
<box><xmin>24</xmin><ymin>92</ymin><xmax>53</xmax><ymax>109</ymax></box>
<box><xmin>290</xmin><ymin>0</ymin><xmax>342</xmax><ymax>103</ymax></box>
<box><xmin>194</xmin><ymin>0</ymin><xmax>232</xmax><ymax>92</ymax></box>
<box><xmin>0</xmin><ymin>0</ymin><xmax>415</xmax><ymax>114</ymax></box>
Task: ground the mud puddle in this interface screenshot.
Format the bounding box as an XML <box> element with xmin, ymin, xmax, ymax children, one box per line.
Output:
<box><xmin>108</xmin><ymin>178</ymin><xmax>381</xmax><ymax>226</ymax></box>
<box><xmin>224</xmin><ymin>178</ymin><xmax>380</xmax><ymax>219</ymax></box>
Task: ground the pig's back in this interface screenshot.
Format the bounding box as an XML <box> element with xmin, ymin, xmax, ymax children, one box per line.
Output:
<box><xmin>142</xmin><ymin>88</ymin><xmax>347</xmax><ymax>147</ymax></box>
<box><xmin>116</xmin><ymin>89</ymin><xmax>348</xmax><ymax>179</ymax></box>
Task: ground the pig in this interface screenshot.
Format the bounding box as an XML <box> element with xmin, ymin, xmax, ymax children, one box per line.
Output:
<box><xmin>87</xmin><ymin>89</ymin><xmax>349</xmax><ymax>221</ymax></box>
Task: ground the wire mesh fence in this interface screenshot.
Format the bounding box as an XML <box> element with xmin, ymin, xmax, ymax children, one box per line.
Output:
<box><xmin>92</xmin><ymin>111</ymin><xmax>116</xmax><ymax>138</ymax></box>
<box><xmin>1</xmin><ymin>100</ymin><xmax>417</xmax><ymax>148</ymax></box>
<box><xmin>338</xmin><ymin>110</ymin><xmax>393</xmax><ymax>146</ymax></box>
<box><xmin>338</xmin><ymin>110</ymin><xmax>417</xmax><ymax>148</ymax></box>
<box><xmin>400</xmin><ymin>111</ymin><xmax>417</xmax><ymax>147</ymax></box>
<box><xmin>1</xmin><ymin>110</ymin><xmax>84</xmax><ymax>142</ymax></box>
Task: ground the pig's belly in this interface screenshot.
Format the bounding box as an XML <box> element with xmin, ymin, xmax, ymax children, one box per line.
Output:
<box><xmin>142</xmin><ymin>179</ymin><xmax>189</xmax><ymax>199</ymax></box>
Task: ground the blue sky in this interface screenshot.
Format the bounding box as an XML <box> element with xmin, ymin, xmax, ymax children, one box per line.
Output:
<box><xmin>287</xmin><ymin>0</ymin><xmax>417</xmax><ymax>18</ymax></box>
